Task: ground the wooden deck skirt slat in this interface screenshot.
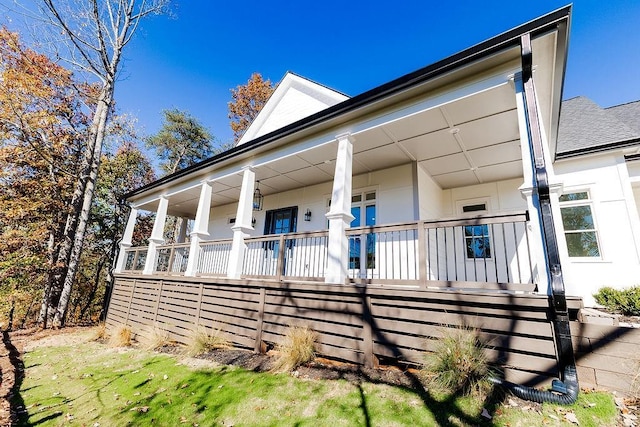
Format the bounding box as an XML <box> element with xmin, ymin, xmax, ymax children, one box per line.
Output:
<box><xmin>107</xmin><ymin>274</ymin><xmax>589</xmax><ymax>387</ymax></box>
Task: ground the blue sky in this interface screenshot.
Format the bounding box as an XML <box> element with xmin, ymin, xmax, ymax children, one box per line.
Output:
<box><xmin>114</xmin><ymin>0</ymin><xmax>640</xmax><ymax>146</ymax></box>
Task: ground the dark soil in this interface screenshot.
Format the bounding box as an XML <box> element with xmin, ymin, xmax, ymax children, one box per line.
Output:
<box><xmin>180</xmin><ymin>347</ymin><xmax>422</xmax><ymax>390</ymax></box>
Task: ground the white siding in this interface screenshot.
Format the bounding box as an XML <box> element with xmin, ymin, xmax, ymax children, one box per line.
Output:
<box><xmin>554</xmin><ymin>153</ymin><xmax>640</xmax><ymax>306</ymax></box>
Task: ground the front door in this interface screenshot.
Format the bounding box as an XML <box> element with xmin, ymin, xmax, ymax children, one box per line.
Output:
<box><xmin>349</xmin><ymin>191</ymin><xmax>376</xmax><ymax>278</ymax></box>
<box><xmin>264</xmin><ymin>206</ymin><xmax>298</xmax><ymax>235</ymax></box>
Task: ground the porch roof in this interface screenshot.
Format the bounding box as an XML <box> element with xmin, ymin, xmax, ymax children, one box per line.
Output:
<box><xmin>127</xmin><ymin>6</ymin><xmax>571</xmax><ymax>217</ymax></box>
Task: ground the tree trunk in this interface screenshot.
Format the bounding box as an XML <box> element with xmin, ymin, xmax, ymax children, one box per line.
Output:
<box><xmin>53</xmin><ymin>85</ymin><xmax>113</xmax><ymax>327</ymax></box>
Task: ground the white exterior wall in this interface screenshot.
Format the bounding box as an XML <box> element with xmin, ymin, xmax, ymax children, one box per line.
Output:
<box><xmin>417</xmin><ymin>165</ymin><xmax>445</xmax><ymax>219</ymax></box>
<box><xmin>441</xmin><ymin>178</ymin><xmax>527</xmax><ymax>216</ymax></box>
<box><xmin>553</xmin><ymin>153</ymin><xmax>640</xmax><ymax>306</ymax></box>
<box><xmin>207</xmin><ymin>164</ymin><xmax>417</xmax><ymax>238</ymax></box>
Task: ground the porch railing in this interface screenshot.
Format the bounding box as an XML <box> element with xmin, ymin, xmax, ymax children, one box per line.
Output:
<box><xmin>198</xmin><ymin>239</ymin><xmax>233</xmax><ymax>276</ymax></box>
<box><xmin>345</xmin><ymin>212</ymin><xmax>534</xmax><ymax>286</ymax></box>
<box><xmin>154</xmin><ymin>243</ymin><xmax>190</xmax><ymax>274</ymax></box>
<box><xmin>123</xmin><ymin>246</ymin><xmax>148</xmax><ymax>272</ymax></box>
<box><xmin>241</xmin><ymin>231</ymin><xmax>329</xmax><ymax>280</ymax></box>
<box><xmin>122</xmin><ymin>211</ymin><xmax>535</xmax><ymax>289</ymax></box>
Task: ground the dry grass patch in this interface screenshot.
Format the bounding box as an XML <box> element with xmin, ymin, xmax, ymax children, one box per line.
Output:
<box><xmin>272</xmin><ymin>325</ymin><xmax>316</xmax><ymax>373</ymax></box>
<box><xmin>108</xmin><ymin>325</ymin><xmax>132</xmax><ymax>347</ymax></box>
<box><xmin>142</xmin><ymin>324</ymin><xmax>171</xmax><ymax>350</ymax></box>
<box><xmin>184</xmin><ymin>325</ymin><xmax>231</xmax><ymax>357</ymax></box>
<box><xmin>91</xmin><ymin>322</ymin><xmax>108</xmax><ymax>341</ymax></box>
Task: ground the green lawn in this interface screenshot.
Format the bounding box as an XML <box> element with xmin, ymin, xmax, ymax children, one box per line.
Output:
<box><xmin>14</xmin><ymin>332</ymin><xmax>617</xmax><ymax>426</ymax></box>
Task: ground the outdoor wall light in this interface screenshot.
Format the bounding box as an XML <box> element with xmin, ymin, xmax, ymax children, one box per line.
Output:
<box><xmin>304</xmin><ymin>208</ymin><xmax>312</xmax><ymax>221</ymax></box>
<box><xmin>252</xmin><ymin>217</ymin><xmax>257</xmax><ymax>227</ymax></box>
<box><xmin>253</xmin><ymin>180</ymin><xmax>263</xmax><ymax>211</ymax></box>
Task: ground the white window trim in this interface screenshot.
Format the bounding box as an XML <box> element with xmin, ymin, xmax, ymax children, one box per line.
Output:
<box><xmin>558</xmin><ymin>189</ymin><xmax>603</xmax><ymax>260</ymax></box>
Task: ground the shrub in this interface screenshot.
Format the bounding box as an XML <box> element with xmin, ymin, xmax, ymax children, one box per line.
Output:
<box><xmin>184</xmin><ymin>325</ymin><xmax>231</xmax><ymax>357</ymax></box>
<box><xmin>421</xmin><ymin>326</ymin><xmax>492</xmax><ymax>397</ymax></box>
<box><xmin>108</xmin><ymin>325</ymin><xmax>132</xmax><ymax>347</ymax></box>
<box><xmin>272</xmin><ymin>325</ymin><xmax>316</xmax><ymax>373</ymax></box>
<box><xmin>594</xmin><ymin>286</ymin><xmax>640</xmax><ymax>316</ymax></box>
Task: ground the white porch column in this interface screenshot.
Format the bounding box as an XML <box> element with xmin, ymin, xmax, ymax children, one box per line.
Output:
<box><xmin>514</xmin><ymin>73</ymin><xmax>554</xmax><ymax>294</ymax></box>
<box><xmin>185</xmin><ymin>181</ymin><xmax>212</xmax><ymax>277</ymax></box>
<box><xmin>114</xmin><ymin>206</ymin><xmax>138</xmax><ymax>273</ymax></box>
<box><xmin>177</xmin><ymin>218</ymin><xmax>188</xmax><ymax>243</ymax></box>
<box><xmin>325</xmin><ymin>133</ymin><xmax>355</xmax><ymax>284</ymax></box>
<box><xmin>143</xmin><ymin>196</ymin><xmax>169</xmax><ymax>275</ymax></box>
<box><xmin>227</xmin><ymin>167</ymin><xmax>256</xmax><ymax>279</ymax></box>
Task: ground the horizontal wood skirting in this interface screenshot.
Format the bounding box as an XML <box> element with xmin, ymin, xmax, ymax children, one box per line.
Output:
<box><xmin>105</xmin><ymin>275</ymin><xmax>637</xmax><ymax>395</ymax></box>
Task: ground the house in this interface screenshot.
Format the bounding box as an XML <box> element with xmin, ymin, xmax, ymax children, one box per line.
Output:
<box><xmin>105</xmin><ymin>6</ymin><xmax>640</xmax><ymax>395</ymax></box>
<box><xmin>116</xmin><ymin>7</ymin><xmax>571</xmax><ymax>294</ymax></box>
<box><xmin>554</xmin><ymin>97</ymin><xmax>640</xmax><ymax>306</ymax></box>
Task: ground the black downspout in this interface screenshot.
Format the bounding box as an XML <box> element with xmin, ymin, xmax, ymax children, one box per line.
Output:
<box><xmin>491</xmin><ymin>32</ymin><xmax>579</xmax><ymax>405</ymax></box>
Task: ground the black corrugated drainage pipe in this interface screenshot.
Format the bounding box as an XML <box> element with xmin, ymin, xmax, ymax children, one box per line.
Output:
<box><xmin>488</xmin><ymin>31</ymin><xmax>579</xmax><ymax>405</ymax></box>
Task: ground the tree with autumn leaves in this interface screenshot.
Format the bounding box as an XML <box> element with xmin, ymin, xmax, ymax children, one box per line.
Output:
<box><xmin>0</xmin><ymin>27</ymin><xmax>89</xmax><ymax>328</ymax></box>
<box><xmin>228</xmin><ymin>73</ymin><xmax>275</xmax><ymax>143</ymax></box>
<box><xmin>0</xmin><ymin>28</ymin><xmax>157</xmax><ymax>328</ymax></box>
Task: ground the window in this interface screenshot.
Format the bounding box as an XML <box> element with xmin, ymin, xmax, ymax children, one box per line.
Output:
<box><xmin>559</xmin><ymin>191</ymin><xmax>600</xmax><ymax>257</ymax></box>
<box><xmin>462</xmin><ymin>202</ymin><xmax>491</xmax><ymax>259</ymax></box>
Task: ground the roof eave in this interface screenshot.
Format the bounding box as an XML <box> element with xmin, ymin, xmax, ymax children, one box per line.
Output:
<box><xmin>125</xmin><ymin>5</ymin><xmax>572</xmax><ymax>202</ymax></box>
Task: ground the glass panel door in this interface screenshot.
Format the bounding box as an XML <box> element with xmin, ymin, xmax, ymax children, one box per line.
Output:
<box><xmin>349</xmin><ymin>191</ymin><xmax>376</xmax><ymax>277</ymax></box>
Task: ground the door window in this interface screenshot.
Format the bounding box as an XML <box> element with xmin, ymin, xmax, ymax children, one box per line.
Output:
<box><xmin>349</xmin><ymin>191</ymin><xmax>376</xmax><ymax>270</ymax></box>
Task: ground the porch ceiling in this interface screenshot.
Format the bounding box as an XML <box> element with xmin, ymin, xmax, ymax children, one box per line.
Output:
<box><xmin>146</xmin><ymin>82</ymin><xmax>522</xmax><ymax>217</ymax></box>
<box><xmin>257</xmin><ymin>81</ymin><xmax>521</xmax><ymax>191</ymax></box>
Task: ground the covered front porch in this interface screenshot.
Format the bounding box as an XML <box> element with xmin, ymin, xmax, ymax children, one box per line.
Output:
<box><xmin>115</xmin><ymin>64</ymin><xmax>552</xmax><ymax>293</ymax></box>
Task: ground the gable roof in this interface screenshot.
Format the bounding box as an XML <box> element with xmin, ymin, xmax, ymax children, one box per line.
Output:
<box><xmin>556</xmin><ymin>96</ymin><xmax>640</xmax><ymax>158</ymax></box>
<box><xmin>237</xmin><ymin>72</ymin><xmax>349</xmax><ymax>145</ymax></box>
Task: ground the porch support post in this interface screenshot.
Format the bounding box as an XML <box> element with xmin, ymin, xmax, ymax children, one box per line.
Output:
<box><xmin>177</xmin><ymin>218</ymin><xmax>188</xmax><ymax>243</ymax></box>
<box><xmin>114</xmin><ymin>206</ymin><xmax>138</xmax><ymax>273</ymax></box>
<box><xmin>143</xmin><ymin>196</ymin><xmax>169</xmax><ymax>275</ymax></box>
<box><xmin>325</xmin><ymin>133</ymin><xmax>355</xmax><ymax>284</ymax></box>
<box><xmin>185</xmin><ymin>180</ymin><xmax>213</xmax><ymax>277</ymax></box>
<box><xmin>227</xmin><ymin>167</ymin><xmax>256</xmax><ymax>279</ymax></box>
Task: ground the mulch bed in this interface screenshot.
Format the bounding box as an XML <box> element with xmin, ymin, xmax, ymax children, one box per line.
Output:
<box><xmin>179</xmin><ymin>347</ymin><xmax>422</xmax><ymax>390</ymax></box>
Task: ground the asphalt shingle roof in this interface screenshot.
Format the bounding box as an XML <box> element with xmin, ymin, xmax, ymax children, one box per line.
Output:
<box><xmin>556</xmin><ymin>96</ymin><xmax>640</xmax><ymax>155</ymax></box>
<box><xmin>606</xmin><ymin>100</ymin><xmax>640</xmax><ymax>135</ymax></box>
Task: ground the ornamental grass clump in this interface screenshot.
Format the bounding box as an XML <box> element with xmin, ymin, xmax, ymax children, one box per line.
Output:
<box><xmin>272</xmin><ymin>325</ymin><xmax>317</xmax><ymax>373</ymax></box>
<box><xmin>91</xmin><ymin>322</ymin><xmax>108</xmax><ymax>342</ymax></box>
<box><xmin>184</xmin><ymin>325</ymin><xmax>231</xmax><ymax>357</ymax></box>
<box><xmin>142</xmin><ymin>324</ymin><xmax>172</xmax><ymax>351</ymax></box>
<box><xmin>108</xmin><ymin>325</ymin><xmax>132</xmax><ymax>347</ymax></box>
<box><xmin>421</xmin><ymin>326</ymin><xmax>492</xmax><ymax>397</ymax></box>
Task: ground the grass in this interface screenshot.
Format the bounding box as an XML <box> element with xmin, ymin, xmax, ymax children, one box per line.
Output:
<box><xmin>493</xmin><ymin>390</ymin><xmax>618</xmax><ymax>427</ymax></box>
<box><xmin>272</xmin><ymin>325</ymin><xmax>316</xmax><ymax>372</ymax></box>
<box><xmin>14</xmin><ymin>329</ymin><xmax>619</xmax><ymax>426</ymax></box>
